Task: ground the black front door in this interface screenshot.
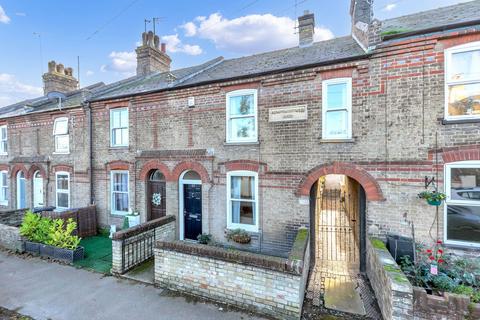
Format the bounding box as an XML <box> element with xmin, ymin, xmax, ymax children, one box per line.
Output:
<box><xmin>184</xmin><ymin>184</ymin><xmax>202</xmax><ymax>240</ymax></box>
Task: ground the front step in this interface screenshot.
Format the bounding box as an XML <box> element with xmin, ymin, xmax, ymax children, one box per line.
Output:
<box><xmin>324</xmin><ymin>277</ymin><xmax>366</xmax><ymax>316</ymax></box>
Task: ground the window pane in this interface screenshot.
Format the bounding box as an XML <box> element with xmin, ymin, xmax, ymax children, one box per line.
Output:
<box><xmin>113</xmin><ymin>193</ymin><xmax>129</xmax><ymax>212</ymax></box>
<box><xmin>57</xmin><ymin>175</ymin><xmax>68</xmax><ymax>190</ymax></box>
<box><xmin>57</xmin><ymin>193</ymin><xmax>69</xmax><ymax>208</ymax></box>
<box><xmin>229</xmin><ymin>95</ymin><xmax>254</xmax><ymax>116</ymax></box>
<box><xmin>1</xmin><ymin>141</ymin><xmax>7</xmax><ymax>153</ymax></box>
<box><xmin>113</xmin><ymin>173</ymin><xmax>128</xmax><ymax>192</ymax></box>
<box><xmin>55</xmin><ymin>135</ymin><xmax>69</xmax><ymax>152</ymax></box>
<box><xmin>231</xmin><ymin>200</ymin><xmax>255</xmax><ymax>225</ymax></box>
<box><xmin>231</xmin><ymin>176</ymin><xmax>255</xmax><ymax>200</ymax></box>
<box><xmin>327</xmin><ymin>83</ymin><xmax>347</xmax><ymax>109</ymax></box>
<box><xmin>446</xmin><ymin>205</ymin><xmax>480</xmax><ymax>244</ymax></box>
<box><xmin>2</xmin><ymin>172</ymin><xmax>7</xmax><ymax>187</ymax></box>
<box><xmin>230</xmin><ymin>117</ymin><xmax>255</xmax><ymax>140</ymax></box>
<box><xmin>1</xmin><ymin>187</ymin><xmax>7</xmax><ymax>201</ymax></box>
<box><xmin>121</xmin><ymin>128</ymin><xmax>128</xmax><ymax>145</ymax></box>
<box><xmin>111</xmin><ymin>110</ymin><xmax>120</xmax><ymax>128</ymax></box>
<box><xmin>325</xmin><ymin>110</ymin><xmax>348</xmax><ymax>137</ymax></box>
<box><xmin>450</xmin><ymin>167</ymin><xmax>480</xmax><ymax>202</ymax></box>
<box><xmin>54</xmin><ymin>119</ymin><xmax>68</xmax><ymax>135</ymax></box>
<box><xmin>447</xmin><ymin>83</ymin><xmax>480</xmax><ymax>117</ymax></box>
<box><xmin>450</xmin><ymin>49</ymin><xmax>480</xmax><ymax>82</ymax></box>
<box><xmin>1</xmin><ymin>127</ymin><xmax>6</xmax><ymax>140</ymax></box>
<box><xmin>120</xmin><ymin>109</ymin><xmax>128</xmax><ymax>127</ymax></box>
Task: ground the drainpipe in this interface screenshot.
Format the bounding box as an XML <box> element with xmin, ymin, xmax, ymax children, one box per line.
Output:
<box><xmin>83</xmin><ymin>100</ymin><xmax>94</xmax><ymax>205</ymax></box>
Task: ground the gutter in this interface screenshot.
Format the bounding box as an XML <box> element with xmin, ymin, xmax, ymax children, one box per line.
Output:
<box><xmin>89</xmin><ymin>53</ymin><xmax>371</xmax><ymax>103</ymax></box>
<box><xmin>382</xmin><ymin>19</ymin><xmax>480</xmax><ymax>41</ymax></box>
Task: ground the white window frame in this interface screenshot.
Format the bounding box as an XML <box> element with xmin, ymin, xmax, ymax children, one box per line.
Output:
<box><xmin>110</xmin><ymin>170</ymin><xmax>129</xmax><ymax>215</ymax></box>
<box><xmin>226</xmin><ymin>89</ymin><xmax>258</xmax><ymax>143</ymax></box>
<box><xmin>322</xmin><ymin>78</ymin><xmax>352</xmax><ymax>140</ymax></box>
<box><xmin>53</xmin><ymin>117</ymin><xmax>70</xmax><ymax>154</ymax></box>
<box><xmin>444</xmin><ymin>41</ymin><xmax>480</xmax><ymax>120</ymax></box>
<box><xmin>110</xmin><ymin>108</ymin><xmax>129</xmax><ymax>147</ymax></box>
<box><xmin>55</xmin><ymin>171</ymin><xmax>70</xmax><ymax>210</ymax></box>
<box><xmin>0</xmin><ymin>170</ymin><xmax>8</xmax><ymax>205</ymax></box>
<box><xmin>444</xmin><ymin>161</ymin><xmax>480</xmax><ymax>248</ymax></box>
<box><xmin>0</xmin><ymin>125</ymin><xmax>7</xmax><ymax>155</ymax></box>
<box><xmin>226</xmin><ymin>170</ymin><xmax>259</xmax><ymax>232</ymax></box>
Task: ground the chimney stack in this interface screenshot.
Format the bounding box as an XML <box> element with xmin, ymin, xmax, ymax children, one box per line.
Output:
<box><xmin>42</xmin><ymin>61</ymin><xmax>79</xmax><ymax>95</ymax></box>
<box><xmin>350</xmin><ymin>0</ymin><xmax>373</xmax><ymax>49</ymax></box>
<box><xmin>298</xmin><ymin>10</ymin><xmax>315</xmax><ymax>47</ymax></box>
<box><xmin>136</xmin><ymin>31</ymin><xmax>171</xmax><ymax>76</ymax></box>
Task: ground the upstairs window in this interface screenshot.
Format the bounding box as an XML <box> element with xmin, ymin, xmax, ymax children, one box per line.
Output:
<box><xmin>56</xmin><ymin>172</ymin><xmax>70</xmax><ymax>210</ymax></box>
<box><xmin>226</xmin><ymin>89</ymin><xmax>258</xmax><ymax>143</ymax></box>
<box><xmin>0</xmin><ymin>125</ymin><xmax>7</xmax><ymax>154</ymax></box>
<box><xmin>53</xmin><ymin>117</ymin><xmax>69</xmax><ymax>153</ymax></box>
<box><xmin>227</xmin><ymin>171</ymin><xmax>259</xmax><ymax>232</ymax></box>
<box><xmin>0</xmin><ymin>171</ymin><xmax>8</xmax><ymax>205</ymax></box>
<box><xmin>110</xmin><ymin>108</ymin><xmax>129</xmax><ymax>147</ymax></box>
<box><xmin>445</xmin><ymin>42</ymin><xmax>480</xmax><ymax>119</ymax></box>
<box><xmin>445</xmin><ymin>161</ymin><xmax>480</xmax><ymax>247</ymax></box>
<box><xmin>322</xmin><ymin>78</ymin><xmax>352</xmax><ymax>139</ymax></box>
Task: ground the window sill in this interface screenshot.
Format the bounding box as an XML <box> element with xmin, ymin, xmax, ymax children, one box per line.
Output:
<box><xmin>0</xmin><ymin>201</ymin><xmax>8</xmax><ymax>206</ymax></box>
<box><xmin>109</xmin><ymin>146</ymin><xmax>129</xmax><ymax>150</ymax></box>
<box><xmin>320</xmin><ymin>138</ymin><xmax>355</xmax><ymax>143</ymax></box>
<box><xmin>0</xmin><ymin>153</ymin><xmax>7</xmax><ymax>156</ymax></box>
<box><xmin>443</xmin><ymin>241</ymin><xmax>480</xmax><ymax>250</ymax></box>
<box><xmin>53</xmin><ymin>152</ymin><xmax>70</xmax><ymax>155</ymax></box>
<box><xmin>111</xmin><ymin>212</ymin><xmax>128</xmax><ymax>217</ymax></box>
<box><xmin>224</xmin><ymin>141</ymin><xmax>260</xmax><ymax>147</ymax></box>
<box><xmin>441</xmin><ymin>118</ymin><xmax>480</xmax><ymax>125</ymax></box>
<box><xmin>226</xmin><ymin>225</ymin><xmax>259</xmax><ymax>233</ymax></box>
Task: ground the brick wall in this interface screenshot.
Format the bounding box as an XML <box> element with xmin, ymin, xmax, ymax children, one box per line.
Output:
<box><xmin>366</xmin><ymin>238</ymin><xmax>413</xmax><ymax>319</ymax></box>
<box><xmin>154</xmin><ymin>228</ymin><xmax>310</xmax><ymax>320</ymax></box>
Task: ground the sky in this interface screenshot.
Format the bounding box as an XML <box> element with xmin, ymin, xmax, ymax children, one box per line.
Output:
<box><xmin>0</xmin><ymin>0</ymin><xmax>473</xmax><ymax>107</ymax></box>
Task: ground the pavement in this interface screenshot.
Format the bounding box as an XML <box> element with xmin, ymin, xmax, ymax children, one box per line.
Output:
<box><xmin>0</xmin><ymin>251</ymin><xmax>265</xmax><ymax>320</ymax></box>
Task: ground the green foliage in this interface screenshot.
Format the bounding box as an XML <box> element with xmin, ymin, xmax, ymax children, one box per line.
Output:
<box><xmin>20</xmin><ymin>212</ymin><xmax>80</xmax><ymax>250</ymax></box>
<box><xmin>226</xmin><ymin>228</ymin><xmax>251</xmax><ymax>244</ymax></box>
<box><xmin>453</xmin><ymin>285</ymin><xmax>475</xmax><ymax>296</ymax></box>
<box><xmin>371</xmin><ymin>238</ymin><xmax>387</xmax><ymax>250</ymax></box>
<box><xmin>432</xmin><ymin>274</ymin><xmax>458</xmax><ymax>292</ymax></box>
<box><xmin>380</xmin><ymin>28</ymin><xmax>412</xmax><ymax>36</ymax></box>
<box><xmin>472</xmin><ymin>291</ymin><xmax>480</xmax><ymax>303</ymax></box>
<box><xmin>418</xmin><ymin>191</ymin><xmax>446</xmax><ymax>202</ymax></box>
<box><xmin>197</xmin><ymin>233</ymin><xmax>212</xmax><ymax>245</ymax></box>
<box><xmin>122</xmin><ymin>217</ymin><xmax>129</xmax><ymax>230</ymax></box>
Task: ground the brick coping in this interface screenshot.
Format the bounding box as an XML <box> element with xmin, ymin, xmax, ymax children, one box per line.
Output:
<box><xmin>156</xmin><ymin>228</ymin><xmax>309</xmax><ymax>275</ymax></box>
<box><xmin>112</xmin><ymin>215</ymin><xmax>175</xmax><ymax>240</ymax></box>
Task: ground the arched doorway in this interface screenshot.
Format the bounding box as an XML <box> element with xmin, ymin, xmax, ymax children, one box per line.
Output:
<box><xmin>179</xmin><ymin>170</ymin><xmax>202</xmax><ymax>240</ymax></box>
<box><xmin>147</xmin><ymin>170</ymin><xmax>166</xmax><ymax>221</ymax></box>
<box><xmin>33</xmin><ymin>171</ymin><xmax>44</xmax><ymax>208</ymax></box>
<box><xmin>16</xmin><ymin>171</ymin><xmax>26</xmax><ymax>209</ymax></box>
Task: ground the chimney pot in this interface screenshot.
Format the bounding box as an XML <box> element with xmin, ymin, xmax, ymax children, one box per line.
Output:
<box><xmin>298</xmin><ymin>11</ymin><xmax>315</xmax><ymax>47</ymax></box>
<box><xmin>42</xmin><ymin>61</ymin><xmax>78</xmax><ymax>95</ymax></box>
<box><xmin>136</xmin><ymin>30</ymin><xmax>171</xmax><ymax>76</ymax></box>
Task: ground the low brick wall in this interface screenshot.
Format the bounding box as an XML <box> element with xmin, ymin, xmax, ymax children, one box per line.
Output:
<box><xmin>154</xmin><ymin>227</ymin><xmax>310</xmax><ymax>320</ymax></box>
<box><xmin>0</xmin><ymin>223</ymin><xmax>23</xmax><ymax>252</ymax></box>
<box><xmin>366</xmin><ymin>237</ymin><xmax>413</xmax><ymax>319</ymax></box>
<box><xmin>413</xmin><ymin>287</ymin><xmax>480</xmax><ymax>319</ymax></box>
<box><xmin>111</xmin><ymin>215</ymin><xmax>176</xmax><ymax>274</ymax></box>
<box><xmin>0</xmin><ymin>209</ymin><xmax>27</xmax><ymax>227</ymax></box>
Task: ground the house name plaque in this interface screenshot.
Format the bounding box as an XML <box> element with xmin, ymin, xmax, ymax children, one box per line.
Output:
<box><xmin>269</xmin><ymin>105</ymin><xmax>308</xmax><ymax>122</ymax></box>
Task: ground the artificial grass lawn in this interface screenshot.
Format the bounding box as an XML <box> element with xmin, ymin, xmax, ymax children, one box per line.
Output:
<box><xmin>73</xmin><ymin>234</ymin><xmax>112</xmax><ymax>274</ymax></box>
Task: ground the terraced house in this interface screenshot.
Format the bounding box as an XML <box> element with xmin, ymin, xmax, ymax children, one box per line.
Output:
<box><xmin>1</xmin><ymin>0</ymin><xmax>480</xmax><ymax>318</ymax></box>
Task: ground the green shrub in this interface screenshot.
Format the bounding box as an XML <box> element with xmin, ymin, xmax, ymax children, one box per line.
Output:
<box><xmin>453</xmin><ymin>285</ymin><xmax>475</xmax><ymax>296</ymax></box>
<box><xmin>197</xmin><ymin>233</ymin><xmax>212</xmax><ymax>244</ymax></box>
<box><xmin>472</xmin><ymin>290</ymin><xmax>480</xmax><ymax>303</ymax></box>
<box><xmin>48</xmin><ymin>218</ymin><xmax>81</xmax><ymax>250</ymax></box>
<box><xmin>20</xmin><ymin>211</ymin><xmax>53</xmax><ymax>243</ymax></box>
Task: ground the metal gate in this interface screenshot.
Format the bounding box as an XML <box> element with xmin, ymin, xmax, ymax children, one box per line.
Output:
<box><xmin>315</xmin><ymin>188</ymin><xmax>359</xmax><ymax>266</ymax></box>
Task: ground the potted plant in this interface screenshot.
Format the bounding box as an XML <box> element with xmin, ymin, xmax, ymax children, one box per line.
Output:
<box><xmin>126</xmin><ymin>209</ymin><xmax>140</xmax><ymax>227</ymax></box>
<box><xmin>226</xmin><ymin>229</ymin><xmax>251</xmax><ymax>244</ymax></box>
<box><xmin>20</xmin><ymin>211</ymin><xmax>52</xmax><ymax>254</ymax></box>
<box><xmin>418</xmin><ymin>190</ymin><xmax>446</xmax><ymax>206</ymax></box>
<box><xmin>197</xmin><ymin>233</ymin><xmax>212</xmax><ymax>245</ymax></box>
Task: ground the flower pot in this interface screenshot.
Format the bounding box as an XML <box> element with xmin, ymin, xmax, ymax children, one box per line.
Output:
<box><xmin>232</xmin><ymin>235</ymin><xmax>251</xmax><ymax>244</ymax></box>
<box><xmin>24</xmin><ymin>241</ymin><xmax>40</xmax><ymax>254</ymax></box>
<box><xmin>39</xmin><ymin>244</ymin><xmax>55</xmax><ymax>257</ymax></box>
<box><xmin>127</xmin><ymin>215</ymin><xmax>140</xmax><ymax>227</ymax></box>
<box><xmin>53</xmin><ymin>246</ymin><xmax>84</xmax><ymax>263</ymax></box>
<box><xmin>427</xmin><ymin>199</ymin><xmax>442</xmax><ymax>206</ymax></box>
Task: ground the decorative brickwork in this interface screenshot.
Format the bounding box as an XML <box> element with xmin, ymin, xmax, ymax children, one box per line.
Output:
<box><xmin>171</xmin><ymin>161</ymin><xmax>210</xmax><ymax>183</ymax></box>
<box><xmin>138</xmin><ymin>160</ymin><xmax>172</xmax><ymax>181</ymax></box>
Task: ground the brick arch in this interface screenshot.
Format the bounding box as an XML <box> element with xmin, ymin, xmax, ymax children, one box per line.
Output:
<box><xmin>52</xmin><ymin>164</ymin><xmax>73</xmax><ymax>174</ymax></box>
<box><xmin>106</xmin><ymin>160</ymin><xmax>131</xmax><ymax>171</ymax></box>
<box><xmin>27</xmin><ymin>164</ymin><xmax>47</xmax><ymax>179</ymax></box>
<box><xmin>172</xmin><ymin>161</ymin><xmax>210</xmax><ymax>183</ymax></box>
<box><xmin>11</xmin><ymin>164</ymin><xmax>27</xmax><ymax>178</ymax></box>
<box><xmin>223</xmin><ymin>160</ymin><xmax>268</xmax><ymax>173</ymax></box>
<box><xmin>435</xmin><ymin>145</ymin><xmax>480</xmax><ymax>163</ymax></box>
<box><xmin>296</xmin><ymin>162</ymin><xmax>384</xmax><ymax>201</ymax></box>
<box><xmin>139</xmin><ymin>160</ymin><xmax>171</xmax><ymax>181</ymax></box>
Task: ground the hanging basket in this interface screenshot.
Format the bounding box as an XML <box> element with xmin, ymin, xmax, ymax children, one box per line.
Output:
<box><xmin>427</xmin><ymin>199</ymin><xmax>442</xmax><ymax>206</ymax></box>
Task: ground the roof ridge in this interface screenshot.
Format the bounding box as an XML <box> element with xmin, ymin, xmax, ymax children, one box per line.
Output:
<box><xmin>170</xmin><ymin>56</ymin><xmax>225</xmax><ymax>88</ymax></box>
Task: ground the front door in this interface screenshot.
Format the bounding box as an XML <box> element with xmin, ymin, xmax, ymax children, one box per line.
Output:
<box><xmin>183</xmin><ymin>184</ymin><xmax>202</xmax><ymax>240</ymax></box>
<box><xmin>148</xmin><ymin>180</ymin><xmax>166</xmax><ymax>220</ymax></box>
<box><xmin>33</xmin><ymin>172</ymin><xmax>44</xmax><ymax>208</ymax></box>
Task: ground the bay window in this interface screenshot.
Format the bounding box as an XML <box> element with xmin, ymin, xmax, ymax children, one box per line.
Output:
<box><xmin>444</xmin><ymin>161</ymin><xmax>480</xmax><ymax>247</ymax></box>
<box><xmin>111</xmin><ymin>171</ymin><xmax>129</xmax><ymax>215</ymax></box>
<box><xmin>227</xmin><ymin>171</ymin><xmax>258</xmax><ymax>232</ymax></box>
<box><xmin>445</xmin><ymin>42</ymin><xmax>480</xmax><ymax>119</ymax></box>
<box><xmin>53</xmin><ymin>117</ymin><xmax>69</xmax><ymax>153</ymax></box>
<box><xmin>226</xmin><ymin>89</ymin><xmax>258</xmax><ymax>143</ymax></box>
<box><xmin>110</xmin><ymin>108</ymin><xmax>129</xmax><ymax>147</ymax></box>
<box><xmin>56</xmin><ymin>172</ymin><xmax>70</xmax><ymax>210</ymax></box>
<box><xmin>322</xmin><ymin>78</ymin><xmax>352</xmax><ymax>139</ymax></box>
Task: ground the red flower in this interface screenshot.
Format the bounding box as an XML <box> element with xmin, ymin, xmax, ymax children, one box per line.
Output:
<box><xmin>429</xmin><ymin>256</ymin><xmax>435</xmax><ymax>260</ymax></box>
<box><xmin>437</xmin><ymin>249</ymin><xmax>443</xmax><ymax>254</ymax></box>
<box><xmin>426</xmin><ymin>249</ymin><xmax>432</xmax><ymax>253</ymax></box>
<box><xmin>438</xmin><ymin>259</ymin><xmax>445</xmax><ymax>263</ymax></box>
<box><xmin>437</xmin><ymin>240</ymin><xmax>443</xmax><ymax>244</ymax></box>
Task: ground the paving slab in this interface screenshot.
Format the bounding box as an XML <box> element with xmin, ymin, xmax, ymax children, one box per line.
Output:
<box><xmin>0</xmin><ymin>251</ymin><xmax>265</xmax><ymax>320</ymax></box>
<box><xmin>324</xmin><ymin>277</ymin><xmax>366</xmax><ymax>316</ymax></box>
<box><xmin>122</xmin><ymin>259</ymin><xmax>155</xmax><ymax>284</ymax></box>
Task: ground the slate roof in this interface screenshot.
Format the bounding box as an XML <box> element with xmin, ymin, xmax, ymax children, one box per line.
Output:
<box><xmin>381</xmin><ymin>0</ymin><xmax>480</xmax><ymax>36</ymax></box>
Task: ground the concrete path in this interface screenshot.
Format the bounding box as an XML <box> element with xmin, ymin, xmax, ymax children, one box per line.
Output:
<box><xmin>0</xmin><ymin>251</ymin><xmax>265</xmax><ymax>320</ymax></box>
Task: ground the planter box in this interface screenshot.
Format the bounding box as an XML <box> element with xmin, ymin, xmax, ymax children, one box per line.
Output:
<box><xmin>54</xmin><ymin>246</ymin><xmax>84</xmax><ymax>263</ymax></box>
<box><xmin>127</xmin><ymin>215</ymin><xmax>140</xmax><ymax>228</ymax></box>
<box><xmin>39</xmin><ymin>244</ymin><xmax>55</xmax><ymax>258</ymax></box>
<box><xmin>24</xmin><ymin>241</ymin><xmax>40</xmax><ymax>254</ymax></box>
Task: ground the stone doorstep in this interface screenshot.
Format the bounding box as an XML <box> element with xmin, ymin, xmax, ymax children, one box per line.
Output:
<box><xmin>323</xmin><ymin>278</ymin><xmax>366</xmax><ymax>316</ymax></box>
